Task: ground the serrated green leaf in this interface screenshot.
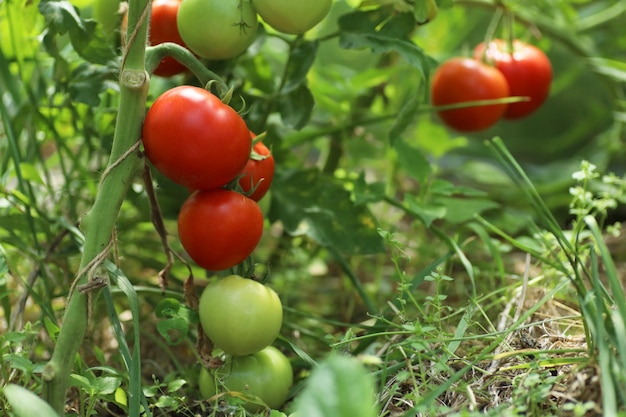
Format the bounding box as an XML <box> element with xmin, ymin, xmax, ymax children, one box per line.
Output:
<box><xmin>394</xmin><ymin>138</ymin><xmax>432</xmax><ymax>183</ymax></box>
<box><xmin>278</xmin><ymin>84</ymin><xmax>314</xmax><ymax>129</ymax></box>
<box><xmin>3</xmin><ymin>354</ymin><xmax>34</xmax><ymax>373</ymax></box>
<box><xmin>434</xmin><ymin>196</ymin><xmax>499</xmax><ymax>224</ymax></box>
<box><xmin>292</xmin><ymin>355</ymin><xmax>378</xmax><ymax>417</ymax></box>
<box><xmin>404</xmin><ymin>195</ymin><xmax>447</xmax><ymax>227</ymax></box>
<box><xmin>69</xmin><ymin>373</ymin><xmax>93</xmax><ymax>391</ymax></box>
<box><xmin>68</xmin><ymin>62</ymin><xmax>118</xmax><ymax>106</ymax></box>
<box><xmin>154</xmin><ymin>298</ymin><xmax>181</xmax><ymax>319</ymax></box>
<box><xmin>38</xmin><ymin>0</ymin><xmax>116</xmax><ymax>64</ymax></box>
<box><xmin>271</xmin><ymin>169</ymin><xmax>384</xmax><ymax>255</ymax></box>
<box><xmin>338</xmin><ymin>10</ymin><xmax>435</xmax><ymax>77</ymax></box>
<box><xmin>352</xmin><ymin>173</ymin><xmax>386</xmax><ymax>205</ymax></box>
<box><xmin>283</xmin><ymin>40</ymin><xmax>319</xmax><ymax>94</ymax></box>
<box><xmin>3</xmin><ymin>384</ymin><xmax>60</xmax><ymax>417</ymax></box>
<box><xmin>156</xmin><ymin>317</ymin><xmax>188</xmax><ymax>346</ymax></box>
<box><xmin>93</xmin><ymin>376</ymin><xmax>122</xmax><ymax>395</ymax></box>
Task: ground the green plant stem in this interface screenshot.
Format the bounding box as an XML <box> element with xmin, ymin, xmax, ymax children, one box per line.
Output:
<box><xmin>41</xmin><ymin>0</ymin><xmax>151</xmax><ymax>412</ymax></box>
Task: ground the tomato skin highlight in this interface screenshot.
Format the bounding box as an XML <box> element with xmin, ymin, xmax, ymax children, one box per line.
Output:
<box><xmin>198</xmin><ymin>275</ymin><xmax>283</xmax><ymax>357</ymax></box>
<box><xmin>474</xmin><ymin>39</ymin><xmax>552</xmax><ymax>119</ymax></box>
<box><xmin>142</xmin><ymin>86</ymin><xmax>252</xmax><ymax>191</ymax></box>
<box><xmin>177</xmin><ymin>190</ymin><xmax>263</xmax><ymax>271</ymax></box>
<box><xmin>177</xmin><ymin>0</ymin><xmax>258</xmax><ymax>60</ymax></box>
<box><xmin>252</xmin><ymin>0</ymin><xmax>332</xmax><ymax>35</ymax></box>
<box><xmin>430</xmin><ymin>57</ymin><xmax>510</xmax><ymax>132</ymax></box>
<box><xmin>238</xmin><ymin>139</ymin><xmax>275</xmax><ymax>202</ymax></box>
<box><xmin>199</xmin><ymin>346</ymin><xmax>293</xmax><ymax>410</ymax></box>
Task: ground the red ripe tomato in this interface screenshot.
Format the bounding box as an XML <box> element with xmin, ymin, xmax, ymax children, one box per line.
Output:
<box><xmin>474</xmin><ymin>39</ymin><xmax>552</xmax><ymax>119</ymax></box>
<box><xmin>149</xmin><ymin>0</ymin><xmax>188</xmax><ymax>77</ymax></box>
<box><xmin>238</xmin><ymin>136</ymin><xmax>275</xmax><ymax>202</ymax></box>
<box><xmin>430</xmin><ymin>57</ymin><xmax>510</xmax><ymax>132</ymax></box>
<box><xmin>177</xmin><ymin>189</ymin><xmax>263</xmax><ymax>271</ymax></box>
<box><xmin>142</xmin><ymin>86</ymin><xmax>252</xmax><ymax>190</ymax></box>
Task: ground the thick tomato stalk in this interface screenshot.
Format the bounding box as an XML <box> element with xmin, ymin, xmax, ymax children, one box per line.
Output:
<box><xmin>238</xmin><ymin>134</ymin><xmax>275</xmax><ymax>202</ymax></box>
<box><xmin>430</xmin><ymin>57</ymin><xmax>510</xmax><ymax>132</ymax></box>
<box><xmin>474</xmin><ymin>39</ymin><xmax>552</xmax><ymax>119</ymax></box>
<box><xmin>177</xmin><ymin>189</ymin><xmax>263</xmax><ymax>271</ymax></box>
<box><xmin>142</xmin><ymin>86</ymin><xmax>252</xmax><ymax>190</ymax></box>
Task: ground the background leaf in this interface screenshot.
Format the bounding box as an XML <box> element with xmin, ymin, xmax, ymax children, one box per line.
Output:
<box><xmin>3</xmin><ymin>384</ymin><xmax>60</xmax><ymax>417</ymax></box>
<box><xmin>292</xmin><ymin>355</ymin><xmax>378</xmax><ymax>417</ymax></box>
<box><xmin>271</xmin><ymin>169</ymin><xmax>384</xmax><ymax>255</ymax></box>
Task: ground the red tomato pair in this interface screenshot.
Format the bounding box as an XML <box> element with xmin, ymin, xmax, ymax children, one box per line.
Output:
<box><xmin>142</xmin><ymin>85</ymin><xmax>276</xmax><ymax>271</ymax></box>
<box><xmin>431</xmin><ymin>39</ymin><xmax>552</xmax><ymax>132</ymax></box>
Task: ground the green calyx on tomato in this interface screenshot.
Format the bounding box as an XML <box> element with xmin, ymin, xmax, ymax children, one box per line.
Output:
<box><xmin>178</xmin><ymin>190</ymin><xmax>263</xmax><ymax>272</ymax></box>
<box><xmin>474</xmin><ymin>39</ymin><xmax>552</xmax><ymax>119</ymax></box>
<box><xmin>177</xmin><ymin>0</ymin><xmax>258</xmax><ymax>60</ymax></box>
<box><xmin>198</xmin><ymin>275</ymin><xmax>283</xmax><ymax>356</ymax></box>
<box><xmin>142</xmin><ymin>86</ymin><xmax>252</xmax><ymax>191</ymax></box>
<box><xmin>252</xmin><ymin>0</ymin><xmax>332</xmax><ymax>35</ymax></box>
<box><xmin>199</xmin><ymin>346</ymin><xmax>293</xmax><ymax>411</ymax></box>
<box><xmin>430</xmin><ymin>57</ymin><xmax>510</xmax><ymax>132</ymax></box>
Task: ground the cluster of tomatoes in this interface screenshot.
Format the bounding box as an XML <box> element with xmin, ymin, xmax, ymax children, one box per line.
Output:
<box><xmin>430</xmin><ymin>39</ymin><xmax>553</xmax><ymax>132</ymax></box>
<box><xmin>139</xmin><ymin>0</ymin><xmax>332</xmax><ymax>76</ymax></box>
<box><xmin>141</xmin><ymin>54</ymin><xmax>292</xmax><ymax>414</ymax></box>
<box><xmin>136</xmin><ymin>0</ymin><xmax>335</xmax><ymax>411</ymax></box>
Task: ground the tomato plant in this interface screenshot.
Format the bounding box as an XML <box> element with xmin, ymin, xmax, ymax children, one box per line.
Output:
<box><xmin>198</xmin><ymin>275</ymin><xmax>283</xmax><ymax>356</ymax></box>
<box><xmin>199</xmin><ymin>346</ymin><xmax>293</xmax><ymax>410</ymax></box>
<box><xmin>176</xmin><ymin>0</ymin><xmax>258</xmax><ymax>60</ymax></box>
<box><xmin>474</xmin><ymin>39</ymin><xmax>552</xmax><ymax>119</ymax></box>
<box><xmin>178</xmin><ymin>190</ymin><xmax>263</xmax><ymax>272</ymax></box>
<box><xmin>252</xmin><ymin>0</ymin><xmax>332</xmax><ymax>35</ymax></box>
<box><xmin>430</xmin><ymin>57</ymin><xmax>510</xmax><ymax>132</ymax></box>
<box><xmin>142</xmin><ymin>86</ymin><xmax>252</xmax><ymax>190</ymax></box>
<box><xmin>238</xmin><ymin>139</ymin><xmax>275</xmax><ymax>202</ymax></box>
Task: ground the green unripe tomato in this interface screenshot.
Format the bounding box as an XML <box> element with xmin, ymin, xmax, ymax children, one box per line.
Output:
<box><xmin>199</xmin><ymin>275</ymin><xmax>283</xmax><ymax>356</ymax></box>
<box><xmin>252</xmin><ymin>0</ymin><xmax>332</xmax><ymax>35</ymax></box>
<box><xmin>177</xmin><ymin>0</ymin><xmax>258</xmax><ymax>60</ymax></box>
<box><xmin>199</xmin><ymin>346</ymin><xmax>293</xmax><ymax>411</ymax></box>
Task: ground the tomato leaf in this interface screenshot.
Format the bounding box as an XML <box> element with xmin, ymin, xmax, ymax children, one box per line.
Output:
<box><xmin>292</xmin><ymin>354</ymin><xmax>378</xmax><ymax>417</ymax></box>
<box><xmin>282</xmin><ymin>40</ymin><xmax>319</xmax><ymax>94</ymax></box>
<box><xmin>39</xmin><ymin>0</ymin><xmax>116</xmax><ymax>65</ymax></box>
<box><xmin>352</xmin><ymin>173</ymin><xmax>386</xmax><ymax>205</ymax></box>
<box><xmin>278</xmin><ymin>84</ymin><xmax>314</xmax><ymax>129</ymax></box>
<box><xmin>337</xmin><ymin>10</ymin><xmax>436</xmax><ymax>78</ymax></box>
<box><xmin>394</xmin><ymin>138</ymin><xmax>432</xmax><ymax>184</ymax></box>
<box><xmin>156</xmin><ymin>317</ymin><xmax>189</xmax><ymax>346</ymax></box>
<box><xmin>404</xmin><ymin>195</ymin><xmax>447</xmax><ymax>227</ymax></box>
<box><xmin>270</xmin><ymin>169</ymin><xmax>384</xmax><ymax>255</ymax></box>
